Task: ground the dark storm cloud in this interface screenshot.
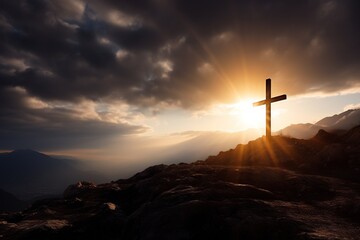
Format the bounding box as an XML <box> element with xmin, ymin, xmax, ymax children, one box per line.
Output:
<box><xmin>0</xmin><ymin>87</ymin><xmax>147</xmax><ymax>150</ymax></box>
<box><xmin>0</xmin><ymin>0</ymin><xmax>360</xmax><ymax>149</ymax></box>
<box><xmin>1</xmin><ymin>0</ymin><xmax>359</xmax><ymax>106</ymax></box>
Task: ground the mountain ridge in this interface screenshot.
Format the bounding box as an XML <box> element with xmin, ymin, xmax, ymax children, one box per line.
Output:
<box><xmin>278</xmin><ymin>108</ymin><xmax>360</xmax><ymax>139</ymax></box>
<box><xmin>0</xmin><ymin>125</ymin><xmax>359</xmax><ymax>239</ymax></box>
<box><xmin>0</xmin><ymin>150</ymin><xmax>106</xmax><ymax>200</ymax></box>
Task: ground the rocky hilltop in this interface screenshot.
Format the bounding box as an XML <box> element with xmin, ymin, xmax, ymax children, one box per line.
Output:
<box><xmin>203</xmin><ymin>126</ymin><xmax>360</xmax><ymax>181</ymax></box>
<box><xmin>0</xmin><ymin>126</ymin><xmax>359</xmax><ymax>240</ymax></box>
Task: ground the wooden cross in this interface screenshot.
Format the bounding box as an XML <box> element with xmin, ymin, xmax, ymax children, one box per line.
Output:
<box><xmin>253</xmin><ymin>78</ymin><xmax>287</xmax><ymax>141</ymax></box>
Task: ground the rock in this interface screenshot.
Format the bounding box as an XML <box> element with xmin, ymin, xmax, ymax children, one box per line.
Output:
<box><xmin>66</xmin><ymin>197</ymin><xmax>84</xmax><ymax>208</ymax></box>
<box><xmin>122</xmin><ymin>199</ymin><xmax>305</xmax><ymax>240</ymax></box>
<box><xmin>102</xmin><ymin>202</ymin><xmax>117</xmax><ymax>211</ymax></box>
<box><xmin>63</xmin><ymin>181</ymin><xmax>97</xmax><ymax>199</ymax></box>
<box><xmin>1</xmin><ymin>164</ymin><xmax>360</xmax><ymax>239</ymax></box>
<box><xmin>317</xmin><ymin>144</ymin><xmax>346</xmax><ymax>167</ymax></box>
<box><xmin>10</xmin><ymin>219</ymin><xmax>71</xmax><ymax>239</ymax></box>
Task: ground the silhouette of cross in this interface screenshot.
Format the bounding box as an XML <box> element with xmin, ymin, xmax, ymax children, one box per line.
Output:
<box><xmin>253</xmin><ymin>78</ymin><xmax>287</xmax><ymax>141</ymax></box>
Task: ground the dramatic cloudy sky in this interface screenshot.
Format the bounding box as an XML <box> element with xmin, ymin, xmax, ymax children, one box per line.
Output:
<box><xmin>0</xmin><ymin>0</ymin><xmax>360</xmax><ymax>160</ymax></box>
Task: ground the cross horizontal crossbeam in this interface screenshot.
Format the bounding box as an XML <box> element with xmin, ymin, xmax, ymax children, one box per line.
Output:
<box><xmin>253</xmin><ymin>94</ymin><xmax>287</xmax><ymax>106</ymax></box>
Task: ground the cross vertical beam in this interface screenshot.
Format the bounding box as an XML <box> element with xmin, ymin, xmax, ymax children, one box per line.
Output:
<box><xmin>266</xmin><ymin>79</ymin><xmax>271</xmax><ymax>141</ymax></box>
<box><xmin>253</xmin><ymin>78</ymin><xmax>287</xmax><ymax>141</ymax></box>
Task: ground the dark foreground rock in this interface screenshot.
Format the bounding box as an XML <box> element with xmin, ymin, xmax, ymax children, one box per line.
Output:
<box><xmin>1</xmin><ymin>127</ymin><xmax>359</xmax><ymax>239</ymax></box>
<box><xmin>0</xmin><ymin>164</ymin><xmax>359</xmax><ymax>240</ymax></box>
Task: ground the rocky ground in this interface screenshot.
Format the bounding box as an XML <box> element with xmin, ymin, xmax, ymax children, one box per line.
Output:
<box><xmin>0</xmin><ymin>127</ymin><xmax>359</xmax><ymax>240</ymax></box>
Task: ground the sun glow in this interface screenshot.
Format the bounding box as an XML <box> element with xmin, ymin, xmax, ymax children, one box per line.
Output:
<box><xmin>231</xmin><ymin>99</ymin><xmax>264</xmax><ymax>130</ymax></box>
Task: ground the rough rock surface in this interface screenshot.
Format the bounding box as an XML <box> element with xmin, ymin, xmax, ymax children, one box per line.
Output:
<box><xmin>202</xmin><ymin>126</ymin><xmax>360</xmax><ymax>181</ymax></box>
<box><xmin>0</xmin><ymin>127</ymin><xmax>359</xmax><ymax>239</ymax></box>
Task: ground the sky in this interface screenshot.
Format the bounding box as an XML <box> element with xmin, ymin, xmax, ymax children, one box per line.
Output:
<box><xmin>0</xmin><ymin>0</ymin><xmax>360</xmax><ymax>165</ymax></box>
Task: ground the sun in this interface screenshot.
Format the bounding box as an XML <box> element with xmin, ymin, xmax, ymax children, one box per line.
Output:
<box><xmin>231</xmin><ymin>99</ymin><xmax>264</xmax><ymax>129</ymax></box>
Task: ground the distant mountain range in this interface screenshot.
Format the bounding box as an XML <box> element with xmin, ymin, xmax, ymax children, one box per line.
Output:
<box><xmin>0</xmin><ymin>149</ymin><xmax>106</xmax><ymax>200</ymax></box>
<box><xmin>278</xmin><ymin>109</ymin><xmax>360</xmax><ymax>139</ymax></box>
